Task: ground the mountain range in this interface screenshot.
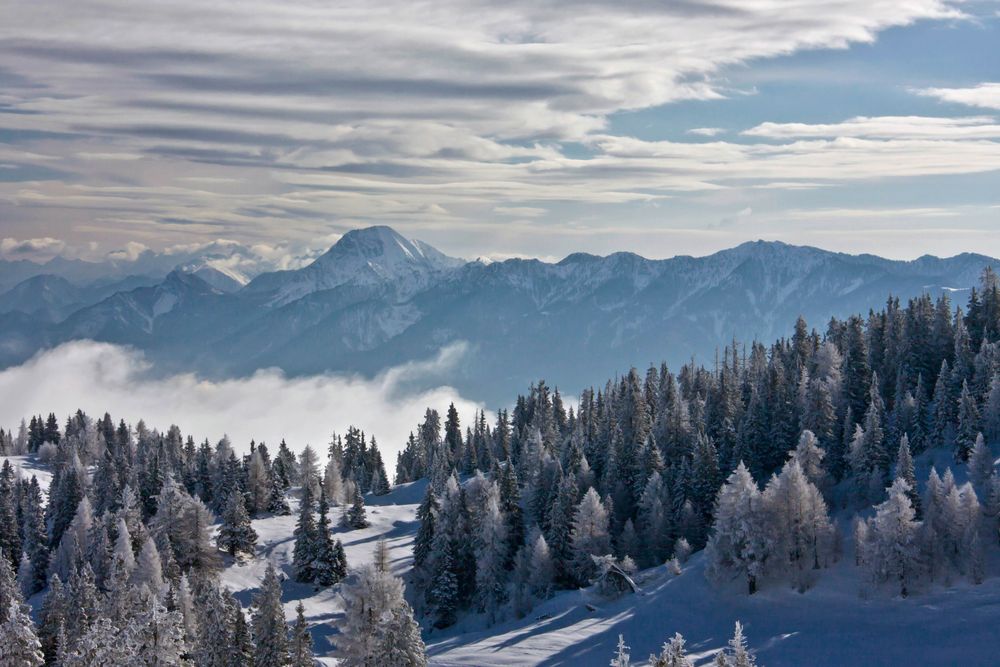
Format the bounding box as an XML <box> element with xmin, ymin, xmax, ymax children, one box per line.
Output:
<box><xmin>0</xmin><ymin>225</ymin><xmax>996</xmax><ymax>405</ymax></box>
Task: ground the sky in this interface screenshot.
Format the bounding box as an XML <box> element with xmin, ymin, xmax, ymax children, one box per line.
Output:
<box><xmin>1</xmin><ymin>0</ymin><xmax>999</xmax><ymax>263</ymax></box>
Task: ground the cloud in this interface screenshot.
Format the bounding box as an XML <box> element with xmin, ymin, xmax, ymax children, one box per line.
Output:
<box><xmin>914</xmin><ymin>82</ymin><xmax>1000</xmax><ymax>110</ymax></box>
<box><xmin>0</xmin><ymin>341</ymin><xmax>485</xmax><ymax>476</ymax></box>
<box><xmin>0</xmin><ymin>0</ymin><xmax>971</xmax><ymax>250</ymax></box>
<box><xmin>710</xmin><ymin>206</ymin><xmax>753</xmax><ymax>229</ymax></box>
<box><xmin>493</xmin><ymin>206</ymin><xmax>547</xmax><ymax>218</ymax></box>
<box><xmin>686</xmin><ymin>127</ymin><xmax>725</xmax><ymax>137</ymax></box>
<box><xmin>0</xmin><ymin>236</ymin><xmax>65</xmax><ymax>261</ymax></box>
<box><xmin>742</xmin><ymin>115</ymin><xmax>1000</xmax><ymax>139</ymax></box>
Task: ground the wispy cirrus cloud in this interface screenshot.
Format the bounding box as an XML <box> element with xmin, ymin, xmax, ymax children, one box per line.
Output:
<box><xmin>0</xmin><ymin>0</ymin><xmax>981</xmax><ymax>259</ymax></box>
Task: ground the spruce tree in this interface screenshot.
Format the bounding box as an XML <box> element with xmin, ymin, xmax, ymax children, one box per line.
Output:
<box><xmin>292</xmin><ymin>483</ymin><xmax>318</xmax><ymax>583</ymax></box>
<box><xmin>968</xmin><ymin>433</ymin><xmax>994</xmax><ymax>489</ymax></box>
<box><xmin>289</xmin><ymin>602</ymin><xmax>315</xmax><ymax>667</ymax></box>
<box><xmin>217</xmin><ymin>491</ymin><xmax>258</xmax><ymax>557</ymax></box>
<box><xmin>955</xmin><ymin>380</ymin><xmax>981</xmax><ymax>461</ymax></box>
<box><xmin>313</xmin><ymin>490</ymin><xmax>341</xmax><ymax>586</ymax></box>
<box><xmin>252</xmin><ymin>562</ymin><xmax>289</xmax><ymax>667</ymax></box>
<box><xmin>347</xmin><ymin>487</ymin><xmax>369</xmax><ymax>529</ymax></box>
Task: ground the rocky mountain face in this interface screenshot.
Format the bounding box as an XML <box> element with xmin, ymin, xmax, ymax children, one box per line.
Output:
<box><xmin>0</xmin><ymin>227</ymin><xmax>995</xmax><ymax>405</ymax></box>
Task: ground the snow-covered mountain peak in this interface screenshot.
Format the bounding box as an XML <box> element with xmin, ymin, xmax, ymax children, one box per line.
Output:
<box><xmin>244</xmin><ymin>225</ymin><xmax>463</xmax><ymax>307</ymax></box>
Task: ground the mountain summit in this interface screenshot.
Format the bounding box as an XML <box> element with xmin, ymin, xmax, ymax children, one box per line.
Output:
<box><xmin>243</xmin><ymin>226</ymin><xmax>463</xmax><ymax>306</ymax></box>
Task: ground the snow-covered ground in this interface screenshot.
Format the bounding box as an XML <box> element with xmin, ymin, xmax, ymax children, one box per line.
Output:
<box><xmin>1</xmin><ymin>454</ymin><xmax>53</xmax><ymax>492</ymax></box>
<box><xmin>217</xmin><ymin>479</ymin><xmax>427</xmax><ymax>664</ymax></box>
<box><xmin>426</xmin><ymin>544</ymin><xmax>1000</xmax><ymax>667</ymax></box>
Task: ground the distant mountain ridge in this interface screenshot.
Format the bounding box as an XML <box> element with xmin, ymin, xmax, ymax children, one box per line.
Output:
<box><xmin>0</xmin><ymin>227</ymin><xmax>996</xmax><ymax>405</ymax></box>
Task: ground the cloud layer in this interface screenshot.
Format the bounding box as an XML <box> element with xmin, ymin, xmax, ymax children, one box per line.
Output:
<box><xmin>0</xmin><ymin>341</ymin><xmax>484</xmax><ymax>475</ymax></box>
<box><xmin>2</xmin><ymin>0</ymin><xmax>994</xmax><ymax>260</ymax></box>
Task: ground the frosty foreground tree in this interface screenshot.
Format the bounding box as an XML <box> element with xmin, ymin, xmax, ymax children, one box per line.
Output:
<box><xmin>649</xmin><ymin>632</ymin><xmax>693</xmax><ymax>667</ymax></box>
<box><xmin>706</xmin><ymin>463</ymin><xmax>769</xmax><ymax>594</ymax></box>
<box><xmin>338</xmin><ymin>544</ymin><xmax>427</xmax><ymax>667</ymax></box>
<box><xmin>859</xmin><ymin>479</ymin><xmax>921</xmax><ymax>597</ymax></box>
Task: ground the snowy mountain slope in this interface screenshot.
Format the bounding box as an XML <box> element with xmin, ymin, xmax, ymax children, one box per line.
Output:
<box><xmin>217</xmin><ymin>480</ymin><xmax>426</xmax><ymax>665</ymax></box>
<box><xmin>0</xmin><ymin>455</ymin><xmax>53</xmax><ymax>493</ymax></box>
<box><xmin>426</xmin><ymin>547</ymin><xmax>1000</xmax><ymax>667</ymax></box>
<box><xmin>0</xmin><ymin>275</ymin><xmax>85</xmax><ymax>321</ymax></box>
<box><xmin>196</xmin><ymin>470</ymin><xmax>1000</xmax><ymax>667</ymax></box>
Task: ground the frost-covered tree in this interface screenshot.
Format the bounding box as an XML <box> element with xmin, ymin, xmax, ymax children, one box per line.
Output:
<box><xmin>893</xmin><ymin>434</ymin><xmax>920</xmax><ymax>516</ymax></box>
<box><xmin>338</xmin><ymin>555</ymin><xmax>427</xmax><ymax>667</ymax></box>
<box><xmin>569</xmin><ymin>488</ymin><xmax>612</xmax><ymax>585</ymax></box>
<box><xmin>194</xmin><ymin>583</ymin><xmax>233</xmax><ymax>667</ymax></box>
<box><xmin>474</xmin><ymin>491</ymin><xmax>508</xmax><ymax>623</ymax></box>
<box><xmin>859</xmin><ymin>478</ymin><xmax>921</xmax><ymax>597</ymax></box>
<box><xmin>132</xmin><ymin>536</ymin><xmax>165</xmax><ymax>594</ymax></box>
<box><xmin>610</xmin><ymin>635</ymin><xmax>631</xmax><ymax>667</ymax></box>
<box><xmin>128</xmin><ymin>598</ymin><xmax>191</xmax><ymax>666</ymax></box>
<box><xmin>763</xmin><ymin>459</ymin><xmax>833</xmax><ymax>591</ymax></box>
<box><xmin>968</xmin><ymin>433</ymin><xmax>994</xmax><ymax>489</ymax></box>
<box><xmin>0</xmin><ymin>599</ymin><xmax>45</xmax><ymax>666</ymax></box>
<box><xmin>293</xmin><ymin>483</ymin><xmax>318</xmax><ymax>583</ymax></box>
<box><xmin>289</xmin><ymin>602</ymin><xmax>315</xmax><ymax>667</ymax></box>
<box><xmin>252</xmin><ymin>562</ymin><xmax>289</xmax><ymax>667</ymax></box>
<box><xmin>706</xmin><ymin>463</ymin><xmax>769</xmax><ymax>594</ymax></box>
<box><xmin>649</xmin><ymin>632</ymin><xmax>693</xmax><ymax>667</ymax></box>
<box><xmin>789</xmin><ymin>430</ymin><xmax>830</xmax><ymax>496</ymax></box>
<box><xmin>524</xmin><ymin>527</ymin><xmax>555</xmax><ymax>600</ymax></box>
<box><xmin>217</xmin><ymin>490</ymin><xmax>257</xmax><ymax>557</ymax></box>
<box><xmin>714</xmin><ymin>621</ymin><xmax>757</xmax><ymax>667</ymax></box>
<box><xmin>346</xmin><ymin>487</ymin><xmax>369</xmax><ymax>529</ymax></box>
<box><xmin>63</xmin><ymin>617</ymin><xmax>132</xmax><ymax>666</ymax></box>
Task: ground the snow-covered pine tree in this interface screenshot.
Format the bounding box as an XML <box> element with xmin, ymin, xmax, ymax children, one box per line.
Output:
<box><xmin>292</xmin><ymin>482</ymin><xmax>318</xmax><ymax>583</ymax></box>
<box><xmin>968</xmin><ymin>432</ymin><xmax>994</xmax><ymax>489</ymax></box>
<box><xmin>0</xmin><ymin>549</ymin><xmax>44</xmax><ymax>666</ymax></box>
<box><xmin>474</xmin><ymin>490</ymin><xmax>508</xmax><ymax>624</ymax></box>
<box><xmin>128</xmin><ymin>597</ymin><xmax>191</xmax><ymax>666</ymax></box>
<box><xmin>0</xmin><ymin>599</ymin><xmax>45</xmax><ymax>666</ymax></box>
<box><xmin>569</xmin><ymin>487</ymin><xmax>612</xmax><ymax>585</ymax></box>
<box><xmin>313</xmin><ymin>490</ymin><xmax>342</xmax><ymax>586</ymax></box>
<box><xmin>705</xmin><ymin>463</ymin><xmax>770</xmax><ymax>595</ymax></box>
<box><xmin>252</xmin><ymin>562</ymin><xmax>289</xmax><ymax>667</ymax></box>
<box><xmin>289</xmin><ymin>602</ymin><xmax>315</xmax><ymax>667</ymax></box>
<box><xmin>228</xmin><ymin>589</ymin><xmax>255</xmax><ymax>667</ymax></box>
<box><xmin>649</xmin><ymin>632</ymin><xmax>693</xmax><ymax>667</ymax></box>
<box><xmin>610</xmin><ymin>634</ymin><xmax>631</xmax><ymax>667</ymax></box>
<box><xmin>216</xmin><ymin>490</ymin><xmax>257</xmax><ymax>557</ymax></box>
<box><xmin>338</xmin><ymin>550</ymin><xmax>427</xmax><ymax>667</ymax></box>
<box><xmin>763</xmin><ymin>458</ymin><xmax>833</xmax><ymax>591</ymax></box>
<box><xmin>347</xmin><ymin>486</ymin><xmax>369</xmax><ymax>529</ymax></box>
<box><xmin>860</xmin><ymin>478</ymin><xmax>921</xmax><ymax>597</ymax></box>
<box><xmin>194</xmin><ymin>582</ymin><xmax>233</xmax><ymax>667</ymax></box>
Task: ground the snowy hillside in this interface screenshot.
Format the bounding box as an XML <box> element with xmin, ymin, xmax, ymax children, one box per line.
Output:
<box><xmin>216</xmin><ymin>481</ymin><xmax>426</xmax><ymax>664</ymax></box>
<box><xmin>215</xmin><ymin>468</ymin><xmax>1000</xmax><ymax>667</ymax></box>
